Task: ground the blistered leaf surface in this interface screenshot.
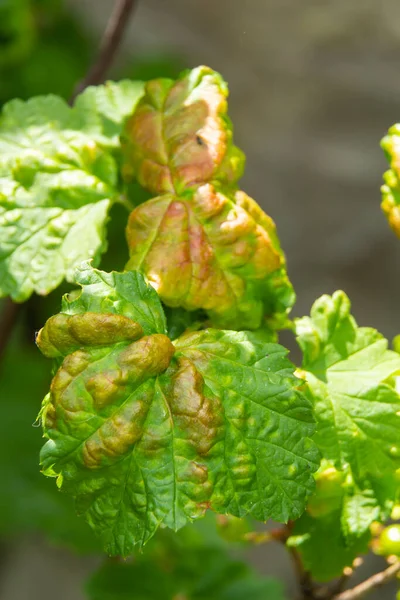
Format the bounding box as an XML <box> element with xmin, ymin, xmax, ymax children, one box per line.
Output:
<box><xmin>0</xmin><ymin>81</ymin><xmax>143</xmax><ymax>301</ymax></box>
<box><xmin>37</xmin><ymin>266</ymin><xmax>318</xmax><ymax>555</ymax></box>
<box><xmin>174</xmin><ymin>328</ymin><xmax>319</xmax><ymax>522</ymax></box>
<box><xmin>126</xmin><ymin>185</ymin><xmax>294</xmax><ymax>329</ymax></box>
<box><xmin>296</xmin><ymin>291</ymin><xmax>400</xmax><ymax>539</ymax></box>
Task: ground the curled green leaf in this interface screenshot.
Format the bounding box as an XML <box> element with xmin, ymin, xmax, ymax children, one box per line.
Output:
<box><xmin>126</xmin><ymin>184</ymin><xmax>294</xmax><ymax>329</ymax></box>
<box><xmin>37</xmin><ymin>312</ymin><xmax>144</xmax><ymax>358</ymax></box>
<box><xmin>121</xmin><ymin>66</ymin><xmax>245</xmax><ymax>196</ymax></box>
<box><xmin>37</xmin><ymin>266</ymin><xmax>318</xmax><ymax>556</ymax></box>
<box><xmin>121</xmin><ymin>66</ymin><xmax>294</xmax><ymax>329</ymax></box>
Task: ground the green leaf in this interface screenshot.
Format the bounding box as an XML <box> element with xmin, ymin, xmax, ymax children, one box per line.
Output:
<box><xmin>86</xmin><ymin>527</ymin><xmax>286</xmax><ymax>600</ymax></box>
<box><xmin>74</xmin><ymin>80</ymin><xmax>145</xmax><ymax>148</ymax></box>
<box><xmin>61</xmin><ymin>262</ymin><xmax>167</xmax><ymax>336</ymax></box>
<box><xmin>0</xmin><ymin>80</ymin><xmax>143</xmax><ymax>302</ymax></box>
<box><xmin>295</xmin><ymin>291</ymin><xmax>400</xmax><ymax>539</ymax></box>
<box><xmin>174</xmin><ymin>328</ymin><xmax>319</xmax><ymax>520</ymax></box>
<box><xmin>0</xmin><ymin>95</ymin><xmax>115</xmax><ymax>300</ymax></box>
<box><xmin>37</xmin><ymin>267</ymin><xmax>318</xmax><ymax>556</ymax></box>
<box><xmin>125</xmin><ymin>186</ymin><xmax>295</xmax><ymax>330</ymax></box>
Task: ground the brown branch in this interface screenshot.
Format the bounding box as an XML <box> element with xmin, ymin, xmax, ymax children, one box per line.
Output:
<box><xmin>0</xmin><ymin>299</ymin><xmax>21</xmax><ymax>366</ymax></box>
<box><xmin>316</xmin><ymin>560</ymin><xmax>365</xmax><ymax>600</ymax></box>
<box><xmin>333</xmin><ymin>561</ymin><xmax>400</xmax><ymax>600</ymax></box>
<box><xmin>288</xmin><ymin>546</ymin><xmax>315</xmax><ymax>600</ymax></box>
<box><xmin>244</xmin><ymin>525</ymin><xmax>289</xmax><ymax>545</ymax></box>
<box><xmin>280</xmin><ymin>522</ymin><xmax>315</xmax><ymax>600</ymax></box>
<box><xmin>71</xmin><ymin>0</ymin><xmax>138</xmax><ymax>102</ymax></box>
<box><xmin>316</xmin><ymin>574</ymin><xmax>352</xmax><ymax>600</ymax></box>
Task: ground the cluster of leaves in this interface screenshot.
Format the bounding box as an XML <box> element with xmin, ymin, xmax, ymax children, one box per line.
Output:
<box><xmin>4</xmin><ymin>59</ymin><xmax>400</xmax><ymax>599</ymax></box>
<box><xmin>0</xmin><ymin>68</ymin><xmax>317</xmax><ymax>557</ymax></box>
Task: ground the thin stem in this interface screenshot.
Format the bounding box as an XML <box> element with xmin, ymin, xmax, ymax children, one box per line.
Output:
<box><xmin>333</xmin><ymin>560</ymin><xmax>400</xmax><ymax>600</ymax></box>
<box><xmin>316</xmin><ymin>573</ymin><xmax>352</xmax><ymax>600</ymax></box>
<box><xmin>288</xmin><ymin>546</ymin><xmax>314</xmax><ymax>600</ymax></box>
<box><xmin>71</xmin><ymin>0</ymin><xmax>138</xmax><ymax>102</ymax></box>
<box><xmin>116</xmin><ymin>194</ymin><xmax>135</xmax><ymax>213</ymax></box>
<box><xmin>279</xmin><ymin>522</ymin><xmax>315</xmax><ymax>600</ymax></box>
<box><xmin>244</xmin><ymin>525</ymin><xmax>289</xmax><ymax>545</ymax></box>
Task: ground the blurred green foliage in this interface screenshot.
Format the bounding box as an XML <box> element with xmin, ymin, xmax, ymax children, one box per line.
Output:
<box><xmin>86</xmin><ymin>524</ymin><xmax>285</xmax><ymax>600</ymax></box>
<box><xmin>0</xmin><ymin>0</ymin><xmax>183</xmax><ymax>106</ymax></box>
<box><xmin>0</xmin><ymin>325</ymin><xmax>100</xmax><ymax>552</ymax></box>
<box><xmin>0</xmin><ymin>0</ymin><xmax>91</xmax><ymax>103</ymax></box>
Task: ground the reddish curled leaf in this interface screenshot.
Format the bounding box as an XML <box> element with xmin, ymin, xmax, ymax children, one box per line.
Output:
<box><xmin>126</xmin><ymin>183</ymin><xmax>294</xmax><ymax>329</ymax></box>
<box><xmin>121</xmin><ymin>66</ymin><xmax>294</xmax><ymax>328</ymax></box>
<box><xmin>121</xmin><ymin>66</ymin><xmax>245</xmax><ymax>196</ymax></box>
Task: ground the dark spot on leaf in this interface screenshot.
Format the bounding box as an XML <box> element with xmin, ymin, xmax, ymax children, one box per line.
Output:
<box><xmin>196</xmin><ymin>135</ymin><xmax>206</xmax><ymax>147</ymax></box>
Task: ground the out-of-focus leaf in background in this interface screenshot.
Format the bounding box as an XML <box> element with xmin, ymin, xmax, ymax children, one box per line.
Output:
<box><xmin>0</xmin><ymin>324</ymin><xmax>100</xmax><ymax>552</ymax></box>
<box><xmin>287</xmin><ymin>464</ymin><xmax>371</xmax><ymax>581</ymax></box>
<box><xmin>0</xmin><ymin>0</ymin><xmax>91</xmax><ymax>104</ymax></box>
<box><xmin>0</xmin><ymin>0</ymin><xmax>35</xmax><ymax>71</ymax></box>
<box><xmin>86</xmin><ymin>525</ymin><xmax>286</xmax><ymax>600</ymax></box>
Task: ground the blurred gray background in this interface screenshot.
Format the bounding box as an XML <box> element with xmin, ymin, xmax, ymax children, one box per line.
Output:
<box><xmin>2</xmin><ymin>0</ymin><xmax>400</xmax><ymax>598</ymax></box>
